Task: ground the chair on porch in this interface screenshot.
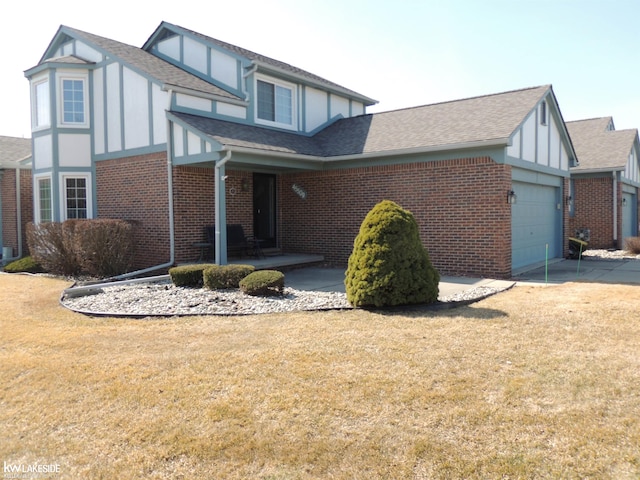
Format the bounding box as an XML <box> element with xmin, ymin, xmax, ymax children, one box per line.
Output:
<box><xmin>198</xmin><ymin>224</ymin><xmax>264</xmax><ymax>261</ymax></box>
<box><xmin>227</xmin><ymin>224</ymin><xmax>264</xmax><ymax>259</ymax></box>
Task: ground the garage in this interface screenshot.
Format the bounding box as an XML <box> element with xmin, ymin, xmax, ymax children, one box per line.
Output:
<box><xmin>511</xmin><ymin>181</ymin><xmax>562</xmax><ymax>271</ymax></box>
<box><xmin>621</xmin><ymin>191</ymin><xmax>637</xmax><ymax>241</ymax></box>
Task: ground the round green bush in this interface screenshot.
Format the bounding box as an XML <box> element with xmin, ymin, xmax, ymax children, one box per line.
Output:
<box><xmin>169</xmin><ymin>264</ymin><xmax>216</xmax><ymax>287</ymax></box>
<box><xmin>3</xmin><ymin>256</ymin><xmax>45</xmax><ymax>274</ymax></box>
<box><xmin>203</xmin><ymin>264</ymin><xmax>255</xmax><ymax>289</ymax></box>
<box><xmin>239</xmin><ymin>270</ymin><xmax>285</xmax><ymax>296</ymax></box>
<box><xmin>345</xmin><ymin>200</ymin><xmax>440</xmax><ymax>307</ymax></box>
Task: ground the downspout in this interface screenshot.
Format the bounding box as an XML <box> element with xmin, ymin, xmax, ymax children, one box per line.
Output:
<box><xmin>242</xmin><ymin>63</ymin><xmax>258</xmax><ymax>101</ymax></box>
<box><xmin>613</xmin><ymin>171</ymin><xmax>618</xmax><ymax>248</ymax></box>
<box><xmin>214</xmin><ymin>149</ymin><xmax>232</xmax><ymax>264</ymax></box>
<box><xmin>15</xmin><ymin>166</ymin><xmax>22</xmax><ymax>260</ymax></box>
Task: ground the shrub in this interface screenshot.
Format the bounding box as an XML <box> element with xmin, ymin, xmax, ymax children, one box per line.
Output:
<box><xmin>3</xmin><ymin>256</ymin><xmax>44</xmax><ymax>274</ymax></box>
<box><xmin>204</xmin><ymin>264</ymin><xmax>255</xmax><ymax>289</ymax></box>
<box><xmin>26</xmin><ymin>220</ymin><xmax>82</xmax><ymax>276</ymax></box>
<box><xmin>169</xmin><ymin>264</ymin><xmax>216</xmax><ymax>287</ymax></box>
<box><xmin>239</xmin><ymin>270</ymin><xmax>285</xmax><ymax>296</ymax></box>
<box><xmin>74</xmin><ymin>219</ymin><xmax>135</xmax><ymax>277</ymax></box>
<box><xmin>624</xmin><ymin>236</ymin><xmax>640</xmax><ymax>254</ymax></box>
<box><xmin>27</xmin><ymin>219</ymin><xmax>136</xmax><ymax>277</ymax></box>
<box><xmin>345</xmin><ymin>200</ymin><xmax>440</xmax><ymax>308</ymax></box>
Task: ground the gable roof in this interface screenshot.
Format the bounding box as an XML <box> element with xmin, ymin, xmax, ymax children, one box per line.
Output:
<box><xmin>32</xmin><ymin>26</ymin><xmax>242</xmax><ymax>103</ymax></box>
<box><xmin>145</xmin><ymin>22</ymin><xmax>377</xmax><ymax>106</ymax></box>
<box><xmin>173</xmin><ymin>85</ymin><xmax>553</xmax><ymax>159</ymax></box>
<box><xmin>0</xmin><ymin>136</ymin><xmax>31</xmax><ymax>168</ymax></box>
<box><xmin>566</xmin><ymin>117</ymin><xmax>638</xmax><ymax>172</ymax></box>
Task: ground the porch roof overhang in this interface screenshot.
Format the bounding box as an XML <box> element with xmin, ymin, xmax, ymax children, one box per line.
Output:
<box><xmin>168</xmin><ymin>111</ymin><xmax>509</xmax><ymax>172</ymax></box>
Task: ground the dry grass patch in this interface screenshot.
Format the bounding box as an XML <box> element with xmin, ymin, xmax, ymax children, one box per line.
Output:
<box><xmin>1</xmin><ymin>273</ymin><xmax>639</xmax><ymax>479</ymax></box>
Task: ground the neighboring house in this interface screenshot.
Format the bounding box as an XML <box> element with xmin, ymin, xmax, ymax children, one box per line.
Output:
<box><xmin>566</xmin><ymin>117</ymin><xmax>640</xmax><ymax>249</ymax></box>
<box><xmin>0</xmin><ymin>136</ymin><xmax>32</xmax><ymax>264</ymax></box>
<box><xmin>24</xmin><ymin>22</ymin><xmax>578</xmax><ymax>279</ymax></box>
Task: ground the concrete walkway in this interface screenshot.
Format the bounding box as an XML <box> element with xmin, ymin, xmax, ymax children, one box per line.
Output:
<box><xmin>284</xmin><ymin>268</ymin><xmax>515</xmax><ymax>297</ymax></box>
<box><xmin>284</xmin><ymin>257</ymin><xmax>640</xmax><ymax>296</ymax></box>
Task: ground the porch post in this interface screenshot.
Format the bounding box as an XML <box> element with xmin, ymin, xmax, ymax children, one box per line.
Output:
<box><xmin>214</xmin><ymin>150</ymin><xmax>232</xmax><ymax>265</ymax></box>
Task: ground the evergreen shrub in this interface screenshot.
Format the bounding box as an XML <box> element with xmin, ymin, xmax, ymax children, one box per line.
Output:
<box><xmin>169</xmin><ymin>264</ymin><xmax>216</xmax><ymax>287</ymax></box>
<box><xmin>344</xmin><ymin>200</ymin><xmax>440</xmax><ymax>308</ymax></box>
<box><xmin>3</xmin><ymin>256</ymin><xmax>44</xmax><ymax>274</ymax></box>
<box><xmin>203</xmin><ymin>264</ymin><xmax>255</xmax><ymax>289</ymax></box>
<box><xmin>239</xmin><ymin>270</ymin><xmax>285</xmax><ymax>296</ymax></box>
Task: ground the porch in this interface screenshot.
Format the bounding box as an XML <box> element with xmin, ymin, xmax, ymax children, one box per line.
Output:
<box><xmin>228</xmin><ymin>252</ymin><xmax>325</xmax><ymax>271</ymax></box>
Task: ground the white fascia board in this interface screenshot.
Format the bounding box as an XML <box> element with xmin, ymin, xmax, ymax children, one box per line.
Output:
<box><xmin>571</xmin><ymin>166</ymin><xmax>625</xmax><ymax>174</ymax></box>
<box><xmin>163</xmin><ymin>84</ymin><xmax>248</xmax><ymax>107</ymax></box>
<box><xmin>251</xmin><ymin>60</ymin><xmax>377</xmax><ymax>106</ymax></box>
<box><xmin>223</xmin><ymin>137</ymin><xmax>509</xmax><ymax>164</ymax></box>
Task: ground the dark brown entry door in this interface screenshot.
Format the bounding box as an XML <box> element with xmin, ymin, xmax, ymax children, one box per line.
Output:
<box><xmin>253</xmin><ymin>173</ymin><xmax>276</xmax><ymax>248</ymax></box>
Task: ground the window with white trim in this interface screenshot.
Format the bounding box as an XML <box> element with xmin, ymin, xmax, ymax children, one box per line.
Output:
<box><xmin>64</xmin><ymin>177</ymin><xmax>88</xmax><ymax>219</ymax></box>
<box><xmin>34</xmin><ymin>79</ymin><xmax>50</xmax><ymax>128</ymax></box>
<box><xmin>256</xmin><ymin>77</ymin><xmax>295</xmax><ymax>128</ymax></box>
<box><xmin>37</xmin><ymin>177</ymin><xmax>53</xmax><ymax>223</ymax></box>
<box><xmin>62</xmin><ymin>78</ymin><xmax>86</xmax><ymax>124</ymax></box>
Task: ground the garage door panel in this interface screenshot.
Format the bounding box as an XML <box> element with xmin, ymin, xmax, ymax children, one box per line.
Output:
<box><xmin>512</xmin><ymin>182</ymin><xmax>560</xmax><ymax>270</ymax></box>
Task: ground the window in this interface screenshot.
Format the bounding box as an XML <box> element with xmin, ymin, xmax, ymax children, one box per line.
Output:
<box><xmin>38</xmin><ymin>177</ymin><xmax>53</xmax><ymax>223</ymax></box>
<box><xmin>34</xmin><ymin>80</ymin><xmax>50</xmax><ymax>128</ymax></box>
<box><xmin>62</xmin><ymin>79</ymin><xmax>85</xmax><ymax>124</ymax></box>
<box><xmin>65</xmin><ymin>177</ymin><xmax>88</xmax><ymax>219</ymax></box>
<box><xmin>540</xmin><ymin>101</ymin><xmax>547</xmax><ymax>125</ymax></box>
<box><xmin>256</xmin><ymin>78</ymin><xmax>294</xmax><ymax>127</ymax></box>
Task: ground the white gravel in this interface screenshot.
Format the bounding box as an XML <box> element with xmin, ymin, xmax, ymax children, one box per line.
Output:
<box><xmin>61</xmin><ymin>277</ymin><xmax>503</xmax><ymax>317</ymax></box>
<box><xmin>62</xmin><ymin>249</ymin><xmax>636</xmax><ymax>317</ymax></box>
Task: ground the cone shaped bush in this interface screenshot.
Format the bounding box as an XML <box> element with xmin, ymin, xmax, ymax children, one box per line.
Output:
<box><xmin>345</xmin><ymin>200</ymin><xmax>439</xmax><ymax>307</ymax></box>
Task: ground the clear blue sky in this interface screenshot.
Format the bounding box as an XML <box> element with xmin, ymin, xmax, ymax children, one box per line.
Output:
<box><xmin>2</xmin><ymin>0</ymin><xmax>639</xmax><ymax>138</ymax></box>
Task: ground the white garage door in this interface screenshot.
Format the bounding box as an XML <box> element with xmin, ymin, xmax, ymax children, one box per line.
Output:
<box><xmin>512</xmin><ymin>182</ymin><xmax>561</xmax><ymax>271</ymax></box>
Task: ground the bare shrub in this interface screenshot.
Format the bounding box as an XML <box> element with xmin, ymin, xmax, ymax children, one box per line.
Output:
<box><xmin>624</xmin><ymin>236</ymin><xmax>640</xmax><ymax>254</ymax></box>
<box><xmin>74</xmin><ymin>219</ymin><xmax>135</xmax><ymax>277</ymax></box>
<box><xmin>26</xmin><ymin>221</ymin><xmax>82</xmax><ymax>275</ymax></box>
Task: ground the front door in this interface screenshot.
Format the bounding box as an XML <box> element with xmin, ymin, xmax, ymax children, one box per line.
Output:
<box><xmin>253</xmin><ymin>173</ymin><xmax>277</xmax><ymax>248</ymax></box>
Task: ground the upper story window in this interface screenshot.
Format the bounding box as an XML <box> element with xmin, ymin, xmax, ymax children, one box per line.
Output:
<box><xmin>256</xmin><ymin>76</ymin><xmax>295</xmax><ymax>129</ymax></box>
<box><xmin>33</xmin><ymin>79</ymin><xmax>50</xmax><ymax>128</ymax></box>
<box><xmin>540</xmin><ymin>101</ymin><xmax>547</xmax><ymax>126</ymax></box>
<box><xmin>62</xmin><ymin>79</ymin><xmax>85</xmax><ymax>124</ymax></box>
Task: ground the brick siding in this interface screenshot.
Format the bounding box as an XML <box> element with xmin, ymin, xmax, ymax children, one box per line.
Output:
<box><xmin>280</xmin><ymin>157</ymin><xmax>514</xmax><ymax>278</ymax></box>
<box><xmin>569</xmin><ymin>177</ymin><xmax>616</xmax><ymax>249</ymax></box>
<box><xmin>95</xmin><ymin>152</ymin><xmax>170</xmax><ymax>269</ymax></box>
<box><xmin>1</xmin><ymin>169</ymin><xmax>33</xmax><ymax>257</ymax></box>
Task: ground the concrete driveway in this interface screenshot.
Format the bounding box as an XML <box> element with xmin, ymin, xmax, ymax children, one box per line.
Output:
<box><xmin>513</xmin><ymin>257</ymin><xmax>640</xmax><ymax>285</ymax></box>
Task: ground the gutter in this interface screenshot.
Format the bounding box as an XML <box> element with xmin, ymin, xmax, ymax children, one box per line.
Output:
<box><xmin>220</xmin><ymin>137</ymin><xmax>509</xmax><ymax>164</ymax></box>
<box><xmin>242</xmin><ymin>64</ymin><xmax>258</xmax><ymax>101</ymax></box>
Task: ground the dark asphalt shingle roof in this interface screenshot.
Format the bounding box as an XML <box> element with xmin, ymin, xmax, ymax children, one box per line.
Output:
<box><xmin>59</xmin><ymin>26</ymin><xmax>242</xmax><ymax>101</ymax></box>
<box><xmin>160</xmin><ymin>22</ymin><xmax>375</xmax><ymax>104</ymax></box>
<box><xmin>567</xmin><ymin>117</ymin><xmax>637</xmax><ymax>171</ymax></box>
<box><xmin>0</xmin><ymin>136</ymin><xmax>31</xmax><ymax>167</ymax></box>
<box><xmin>174</xmin><ymin>85</ymin><xmax>551</xmax><ymax>158</ymax></box>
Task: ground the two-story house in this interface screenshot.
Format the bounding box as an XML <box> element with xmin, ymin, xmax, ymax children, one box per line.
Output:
<box><xmin>566</xmin><ymin>117</ymin><xmax>640</xmax><ymax>248</ymax></box>
<box><xmin>24</xmin><ymin>21</ymin><xmax>578</xmax><ymax>279</ymax></box>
